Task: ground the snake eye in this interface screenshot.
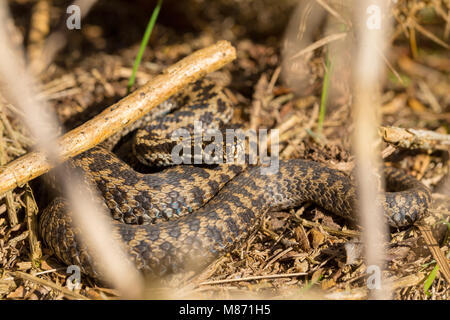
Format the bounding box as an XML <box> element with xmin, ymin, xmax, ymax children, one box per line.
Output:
<box><xmin>163</xmin><ymin>208</ymin><xmax>174</xmax><ymax>219</ymax></box>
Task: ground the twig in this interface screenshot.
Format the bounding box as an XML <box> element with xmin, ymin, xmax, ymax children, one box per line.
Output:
<box><xmin>24</xmin><ymin>184</ymin><xmax>42</xmax><ymax>264</ymax></box>
<box><xmin>0</xmin><ymin>118</ymin><xmax>18</xmax><ymax>226</ymax></box>
<box><xmin>314</xmin><ymin>0</ymin><xmax>352</xmax><ymax>27</ymax></box>
<box><xmin>409</xmin><ymin>17</ymin><xmax>450</xmax><ymax>50</ymax></box>
<box><xmin>291</xmin><ymin>215</ymin><xmax>361</xmax><ymax>238</ymax></box>
<box><xmin>325</xmin><ymin>273</ymin><xmax>426</xmax><ymax>300</ymax></box>
<box><xmin>27</xmin><ymin>0</ymin><xmax>51</xmax><ymax>73</ymax></box>
<box><xmin>375</xmin><ymin>46</ymin><xmax>404</xmax><ymax>86</ymax></box>
<box><xmin>263</xmin><ymin>247</ymin><xmax>293</xmax><ymax>270</ymax></box>
<box><xmin>7</xmin><ymin>231</ymin><xmax>29</xmax><ymax>247</ymax></box>
<box><xmin>0</xmin><ymin>40</ymin><xmax>236</xmax><ymax>195</ymax></box>
<box><xmin>198</xmin><ymin>272</ymin><xmax>309</xmax><ymax>286</ymax></box>
<box><xmin>417</xmin><ymin>223</ymin><xmax>450</xmax><ymax>284</ymax></box>
<box><xmin>379</xmin><ymin>126</ymin><xmax>450</xmax><ymax>152</ymax></box>
<box><xmin>10</xmin><ymin>271</ymin><xmax>89</xmax><ymax>300</ymax></box>
<box><xmin>289</xmin><ymin>32</ymin><xmax>347</xmax><ymax>60</ymax></box>
<box><xmin>0</xmin><ymin>101</ymin><xmax>26</xmax><ymax>150</ymax></box>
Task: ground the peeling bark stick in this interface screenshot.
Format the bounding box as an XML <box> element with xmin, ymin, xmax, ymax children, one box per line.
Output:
<box><xmin>380</xmin><ymin>126</ymin><xmax>450</xmax><ymax>152</ymax></box>
<box><xmin>0</xmin><ymin>40</ymin><xmax>236</xmax><ymax>195</ymax></box>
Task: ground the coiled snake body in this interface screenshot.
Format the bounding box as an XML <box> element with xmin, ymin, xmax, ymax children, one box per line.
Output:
<box><xmin>39</xmin><ymin>79</ymin><xmax>432</xmax><ymax>279</ymax></box>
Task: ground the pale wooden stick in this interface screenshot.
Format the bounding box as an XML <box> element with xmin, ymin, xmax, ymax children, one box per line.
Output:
<box><xmin>380</xmin><ymin>126</ymin><xmax>450</xmax><ymax>152</ymax></box>
<box><xmin>0</xmin><ymin>40</ymin><xmax>236</xmax><ymax>195</ymax></box>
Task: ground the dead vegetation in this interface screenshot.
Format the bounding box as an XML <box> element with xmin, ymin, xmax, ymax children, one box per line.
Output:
<box><xmin>0</xmin><ymin>0</ymin><xmax>448</xmax><ymax>300</ymax></box>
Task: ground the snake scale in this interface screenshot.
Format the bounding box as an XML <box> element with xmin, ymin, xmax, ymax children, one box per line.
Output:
<box><xmin>39</xmin><ymin>79</ymin><xmax>432</xmax><ymax>279</ymax></box>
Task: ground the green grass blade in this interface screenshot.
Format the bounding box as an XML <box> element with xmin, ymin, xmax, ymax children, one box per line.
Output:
<box><xmin>127</xmin><ymin>0</ymin><xmax>163</xmax><ymax>94</ymax></box>
<box><xmin>423</xmin><ymin>264</ymin><xmax>439</xmax><ymax>297</ymax></box>
<box><xmin>299</xmin><ymin>274</ymin><xmax>323</xmax><ymax>293</ymax></box>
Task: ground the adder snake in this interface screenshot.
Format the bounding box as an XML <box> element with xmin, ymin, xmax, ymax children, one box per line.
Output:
<box><xmin>39</xmin><ymin>79</ymin><xmax>432</xmax><ymax>279</ymax></box>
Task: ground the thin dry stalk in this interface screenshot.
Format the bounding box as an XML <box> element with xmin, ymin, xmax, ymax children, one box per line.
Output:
<box><xmin>198</xmin><ymin>272</ymin><xmax>309</xmax><ymax>286</ymax></box>
<box><xmin>9</xmin><ymin>271</ymin><xmax>89</xmax><ymax>300</ymax></box>
<box><xmin>291</xmin><ymin>215</ymin><xmax>361</xmax><ymax>238</ymax></box>
<box><xmin>325</xmin><ymin>273</ymin><xmax>426</xmax><ymax>300</ymax></box>
<box><xmin>289</xmin><ymin>32</ymin><xmax>347</xmax><ymax>60</ymax></box>
<box><xmin>24</xmin><ymin>185</ymin><xmax>42</xmax><ymax>264</ymax></box>
<box><xmin>0</xmin><ymin>2</ymin><xmax>143</xmax><ymax>298</ymax></box>
<box><xmin>32</xmin><ymin>0</ymin><xmax>99</xmax><ymax>74</ymax></box>
<box><xmin>352</xmin><ymin>0</ymin><xmax>392</xmax><ymax>299</ymax></box>
<box><xmin>314</xmin><ymin>0</ymin><xmax>352</xmax><ymax>27</ymax></box>
<box><xmin>417</xmin><ymin>223</ymin><xmax>450</xmax><ymax>284</ymax></box>
<box><xmin>27</xmin><ymin>0</ymin><xmax>51</xmax><ymax>72</ymax></box>
<box><xmin>409</xmin><ymin>17</ymin><xmax>450</xmax><ymax>50</ymax></box>
<box><xmin>0</xmin><ymin>119</ymin><xmax>18</xmax><ymax>226</ymax></box>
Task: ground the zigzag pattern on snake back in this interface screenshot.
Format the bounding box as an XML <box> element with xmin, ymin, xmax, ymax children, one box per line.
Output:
<box><xmin>39</xmin><ymin>78</ymin><xmax>432</xmax><ymax>279</ymax></box>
